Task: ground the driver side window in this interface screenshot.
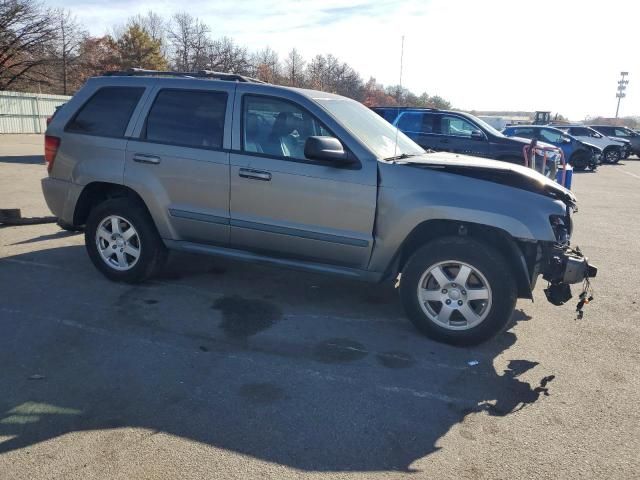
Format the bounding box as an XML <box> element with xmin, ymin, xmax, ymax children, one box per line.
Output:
<box><xmin>440</xmin><ymin>115</ymin><xmax>477</xmax><ymax>138</ymax></box>
<box><xmin>540</xmin><ymin>128</ymin><xmax>563</xmax><ymax>143</ymax></box>
<box><xmin>242</xmin><ymin>95</ymin><xmax>331</xmax><ymax>161</ymax></box>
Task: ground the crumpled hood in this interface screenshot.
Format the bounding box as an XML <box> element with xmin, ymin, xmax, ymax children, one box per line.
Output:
<box><xmin>393</xmin><ymin>151</ymin><xmax>577</xmax><ymax>207</ymax></box>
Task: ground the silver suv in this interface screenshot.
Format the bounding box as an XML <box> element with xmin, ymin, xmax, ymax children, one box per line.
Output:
<box><xmin>41</xmin><ymin>69</ymin><xmax>596</xmax><ymax>345</ymax></box>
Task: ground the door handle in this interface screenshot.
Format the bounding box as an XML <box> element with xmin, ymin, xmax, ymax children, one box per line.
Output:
<box><xmin>440</xmin><ymin>138</ymin><xmax>449</xmax><ymax>144</ymax></box>
<box><xmin>133</xmin><ymin>153</ymin><xmax>161</xmax><ymax>164</ymax></box>
<box><xmin>239</xmin><ymin>168</ymin><xmax>271</xmax><ymax>181</ymax></box>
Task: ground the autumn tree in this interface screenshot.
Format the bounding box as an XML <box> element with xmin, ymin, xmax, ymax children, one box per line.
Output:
<box><xmin>127</xmin><ymin>11</ymin><xmax>167</xmax><ymax>57</ymax></box>
<box><xmin>76</xmin><ymin>35</ymin><xmax>119</xmax><ymax>81</ymax></box>
<box><xmin>361</xmin><ymin>78</ymin><xmax>394</xmax><ymax>106</ymax></box>
<box><xmin>115</xmin><ymin>23</ymin><xmax>167</xmax><ymax>70</ymax></box>
<box><xmin>251</xmin><ymin>46</ymin><xmax>280</xmax><ymax>83</ymax></box>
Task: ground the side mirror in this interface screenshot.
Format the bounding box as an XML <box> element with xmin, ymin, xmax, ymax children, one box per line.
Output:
<box><xmin>470</xmin><ymin>130</ymin><xmax>484</xmax><ymax>141</ymax></box>
<box><xmin>562</xmin><ymin>136</ymin><xmax>572</xmax><ymax>144</ymax></box>
<box><xmin>304</xmin><ymin>136</ymin><xmax>349</xmax><ymax>163</ymax></box>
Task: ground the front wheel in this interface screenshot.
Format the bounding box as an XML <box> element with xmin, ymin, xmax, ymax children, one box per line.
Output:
<box><xmin>400</xmin><ymin>237</ymin><xmax>517</xmax><ymax>345</ymax></box>
<box><xmin>85</xmin><ymin>197</ymin><xmax>167</xmax><ymax>283</ymax></box>
<box><xmin>603</xmin><ymin>148</ymin><xmax>621</xmax><ymax>164</ymax></box>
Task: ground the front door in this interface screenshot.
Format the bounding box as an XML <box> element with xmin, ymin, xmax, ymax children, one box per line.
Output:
<box><xmin>437</xmin><ymin>114</ymin><xmax>490</xmax><ymax>157</ymax></box>
<box><xmin>229</xmin><ymin>93</ymin><xmax>377</xmax><ymax>269</ymax></box>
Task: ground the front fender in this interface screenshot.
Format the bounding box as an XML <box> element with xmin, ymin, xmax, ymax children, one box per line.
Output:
<box><xmin>369</xmin><ymin>165</ymin><xmax>565</xmax><ymax>273</ymax></box>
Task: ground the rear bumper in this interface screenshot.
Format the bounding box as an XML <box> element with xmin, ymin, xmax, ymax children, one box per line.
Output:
<box><xmin>41</xmin><ymin>177</ymin><xmax>71</xmax><ymax>221</ymax></box>
<box><xmin>541</xmin><ymin>244</ymin><xmax>597</xmax><ymax>306</ymax></box>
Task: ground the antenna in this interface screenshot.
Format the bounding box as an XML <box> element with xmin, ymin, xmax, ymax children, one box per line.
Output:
<box><xmin>393</xmin><ymin>35</ymin><xmax>405</xmax><ymax>159</ymax></box>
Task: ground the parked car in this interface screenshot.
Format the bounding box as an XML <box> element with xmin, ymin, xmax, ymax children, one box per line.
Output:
<box><xmin>371</xmin><ymin>107</ymin><xmax>562</xmax><ymax>173</ymax></box>
<box><xmin>502</xmin><ymin>125</ymin><xmax>601</xmax><ymax>171</ymax></box>
<box><xmin>589</xmin><ymin>125</ymin><xmax>640</xmax><ymax>157</ymax></box>
<box><xmin>41</xmin><ymin>70</ymin><xmax>596</xmax><ymax>345</ymax></box>
<box><xmin>552</xmin><ymin>125</ymin><xmax>629</xmax><ymax>163</ymax></box>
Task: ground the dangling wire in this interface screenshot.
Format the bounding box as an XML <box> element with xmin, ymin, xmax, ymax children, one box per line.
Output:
<box><xmin>576</xmin><ymin>277</ymin><xmax>594</xmax><ymax>320</ymax></box>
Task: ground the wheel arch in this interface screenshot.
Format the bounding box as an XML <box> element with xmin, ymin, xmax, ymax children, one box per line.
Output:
<box><xmin>73</xmin><ymin>182</ymin><xmax>150</xmax><ymax>227</ymax></box>
<box><xmin>388</xmin><ymin>219</ymin><xmax>535</xmax><ymax>299</ymax></box>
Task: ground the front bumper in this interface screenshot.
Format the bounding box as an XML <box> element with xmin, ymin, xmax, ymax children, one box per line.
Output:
<box><xmin>542</xmin><ymin>244</ymin><xmax>597</xmax><ymax>306</ymax></box>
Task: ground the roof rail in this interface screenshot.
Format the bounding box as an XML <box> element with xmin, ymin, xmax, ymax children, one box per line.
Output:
<box><xmin>102</xmin><ymin>68</ymin><xmax>266</xmax><ymax>84</ymax></box>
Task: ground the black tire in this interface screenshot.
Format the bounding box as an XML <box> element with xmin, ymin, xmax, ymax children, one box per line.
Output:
<box><xmin>400</xmin><ymin>236</ymin><xmax>517</xmax><ymax>346</ymax></box>
<box><xmin>569</xmin><ymin>152</ymin><xmax>588</xmax><ymax>171</ymax></box>
<box><xmin>603</xmin><ymin>147</ymin><xmax>621</xmax><ymax>164</ymax></box>
<box><xmin>85</xmin><ymin>197</ymin><xmax>167</xmax><ymax>283</ymax></box>
<box><xmin>57</xmin><ymin>219</ymin><xmax>83</xmax><ymax>232</ymax></box>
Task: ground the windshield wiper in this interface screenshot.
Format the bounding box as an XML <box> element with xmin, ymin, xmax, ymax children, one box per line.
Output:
<box><xmin>383</xmin><ymin>153</ymin><xmax>421</xmax><ymax>161</ymax></box>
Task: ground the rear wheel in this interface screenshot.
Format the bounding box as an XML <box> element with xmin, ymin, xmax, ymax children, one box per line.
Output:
<box><xmin>400</xmin><ymin>237</ymin><xmax>517</xmax><ymax>345</ymax></box>
<box><xmin>85</xmin><ymin>197</ymin><xmax>167</xmax><ymax>283</ymax></box>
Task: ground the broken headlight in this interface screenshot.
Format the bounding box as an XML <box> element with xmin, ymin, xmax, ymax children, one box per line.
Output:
<box><xmin>550</xmin><ymin>214</ymin><xmax>571</xmax><ymax>245</ymax></box>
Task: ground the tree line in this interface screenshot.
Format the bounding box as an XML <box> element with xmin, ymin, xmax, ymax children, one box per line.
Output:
<box><xmin>0</xmin><ymin>0</ymin><xmax>451</xmax><ymax>108</ymax></box>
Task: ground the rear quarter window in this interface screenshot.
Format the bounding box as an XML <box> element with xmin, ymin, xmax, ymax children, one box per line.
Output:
<box><xmin>66</xmin><ymin>87</ymin><xmax>144</xmax><ymax>138</ymax></box>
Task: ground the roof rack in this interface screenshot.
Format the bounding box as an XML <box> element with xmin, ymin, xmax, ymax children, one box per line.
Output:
<box><xmin>102</xmin><ymin>68</ymin><xmax>266</xmax><ymax>84</ymax></box>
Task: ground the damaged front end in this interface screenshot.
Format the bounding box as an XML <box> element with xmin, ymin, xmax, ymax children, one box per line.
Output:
<box><xmin>541</xmin><ymin>208</ymin><xmax>597</xmax><ymax>308</ymax></box>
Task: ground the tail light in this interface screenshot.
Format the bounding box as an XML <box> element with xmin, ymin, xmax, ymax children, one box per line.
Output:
<box><xmin>44</xmin><ymin>135</ymin><xmax>60</xmax><ymax>173</ymax></box>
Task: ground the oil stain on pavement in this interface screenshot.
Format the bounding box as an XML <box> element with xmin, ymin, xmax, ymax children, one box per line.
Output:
<box><xmin>213</xmin><ymin>295</ymin><xmax>282</xmax><ymax>339</ymax></box>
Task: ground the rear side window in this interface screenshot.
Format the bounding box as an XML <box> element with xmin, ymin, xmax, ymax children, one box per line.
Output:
<box><xmin>144</xmin><ymin>89</ymin><xmax>227</xmax><ymax>149</ymax></box>
<box><xmin>513</xmin><ymin>128</ymin><xmax>536</xmax><ymax>139</ymax></box>
<box><xmin>396</xmin><ymin>112</ymin><xmax>422</xmax><ymax>132</ymax></box>
<box><xmin>66</xmin><ymin>87</ymin><xmax>144</xmax><ymax>137</ymax></box>
<box><xmin>595</xmin><ymin>126</ymin><xmax>613</xmax><ymax>135</ymax></box>
<box><xmin>613</xmin><ymin>127</ymin><xmax>631</xmax><ymax>137</ymax></box>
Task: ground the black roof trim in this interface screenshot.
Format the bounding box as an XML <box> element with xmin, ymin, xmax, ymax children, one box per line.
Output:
<box><xmin>102</xmin><ymin>68</ymin><xmax>266</xmax><ymax>84</ymax></box>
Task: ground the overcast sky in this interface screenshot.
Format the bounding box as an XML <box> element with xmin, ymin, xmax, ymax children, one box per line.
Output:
<box><xmin>46</xmin><ymin>0</ymin><xmax>639</xmax><ymax>120</ymax></box>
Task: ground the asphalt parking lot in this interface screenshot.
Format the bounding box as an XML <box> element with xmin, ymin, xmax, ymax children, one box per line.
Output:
<box><xmin>1</xmin><ymin>134</ymin><xmax>639</xmax><ymax>480</ymax></box>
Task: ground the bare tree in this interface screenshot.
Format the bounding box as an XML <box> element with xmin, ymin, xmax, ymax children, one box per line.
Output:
<box><xmin>283</xmin><ymin>48</ymin><xmax>305</xmax><ymax>86</ymax></box>
<box><xmin>206</xmin><ymin>36</ymin><xmax>250</xmax><ymax>74</ymax></box>
<box><xmin>306</xmin><ymin>54</ymin><xmax>326</xmax><ymax>90</ymax></box>
<box><xmin>168</xmin><ymin>12</ymin><xmax>211</xmax><ymax>71</ymax></box>
<box><xmin>52</xmin><ymin>9</ymin><xmax>87</xmax><ymax>94</ymax></box>
<box><xmin>0</xmin><ymin>0</ymin><xmax>56</xmax><ymax>90</ymax></box>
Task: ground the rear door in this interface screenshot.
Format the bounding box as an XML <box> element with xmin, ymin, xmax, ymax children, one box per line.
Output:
<box><xmin>395</xmin><ymin>111</ymin><xmax>439</xmax><ymax>150</ymax></box>
<box><xmin>509</xmin><ymin>127</ymin><xmax>537</xmax><ymax>141</ymax></box>
<box><xmin>56</xmin><ymin>82</ymin><xmax>151</xmax><ymax>184</ymax></box>
<box><xmin>228</xmin><ymin>88</ymin><xmax>377</xmax><ymax>269</ymax></box>
<box><xmin>125</xmin><ymin>80</ymin><xmax>234</xmax><ymax>245</ymax></box>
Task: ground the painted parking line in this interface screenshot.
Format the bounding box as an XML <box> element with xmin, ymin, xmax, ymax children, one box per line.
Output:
<box><xmin>619</xmin><ymin>170</ymin><xmax>640</xmax><ymax>180</ymax></box>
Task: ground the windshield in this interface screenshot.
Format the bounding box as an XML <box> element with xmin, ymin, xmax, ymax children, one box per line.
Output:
<box><xmin>471</xmin><ymin>115</ymin><xmax>505</xmax><ymax>137</ymax></box>
<box><xmin>315</xmin><ymin>98</ymin><xmax>425</xmax><ymax>159</ymax></box>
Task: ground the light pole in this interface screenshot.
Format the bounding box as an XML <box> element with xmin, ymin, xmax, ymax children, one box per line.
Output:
<box><xmin>615</xmin><ymin>71</ymin><xmax>629</xmax><ymax>118</ymax></box>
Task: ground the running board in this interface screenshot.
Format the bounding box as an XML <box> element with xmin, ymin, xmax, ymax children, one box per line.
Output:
<box><xmin>163</xmin><ymin>240</ymin><xmax>383</xmax><ymax>282</ymax></box>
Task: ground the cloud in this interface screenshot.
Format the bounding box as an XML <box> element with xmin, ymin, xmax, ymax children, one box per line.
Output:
<box><xmin>44</xmin><ymin>0</ymin><xmax>639</xmax><ymax>119</ymax></box>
